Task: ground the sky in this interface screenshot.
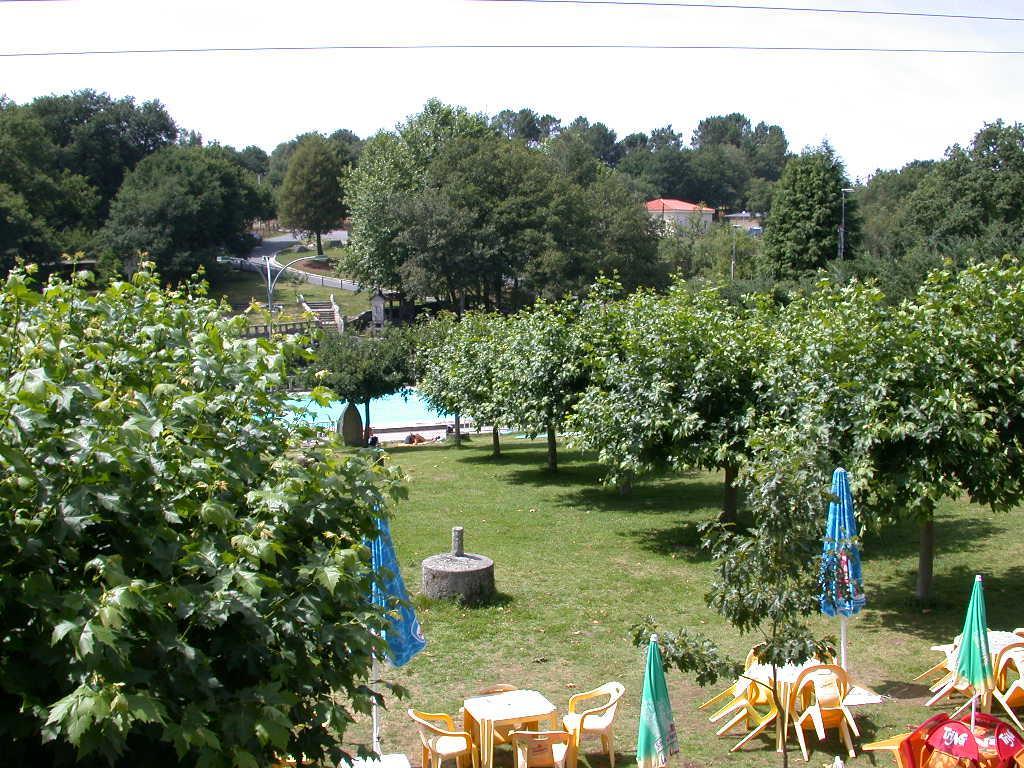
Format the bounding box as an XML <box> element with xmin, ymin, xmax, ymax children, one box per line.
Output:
<box><xmin>2</xmin><ymin>0</ymin><xmax>1022</xmax><ymax>181</ymax></box>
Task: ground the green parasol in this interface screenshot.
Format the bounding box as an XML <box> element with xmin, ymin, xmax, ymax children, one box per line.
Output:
<box><xmin>954</xmin><ymin>575</ymin><xmax>995</xmax><ymax>729</ymax></box>
<box><xmin>636</xmin><ymin>634</ymin><xmax>679</xmax><ymax>768</ymax></box>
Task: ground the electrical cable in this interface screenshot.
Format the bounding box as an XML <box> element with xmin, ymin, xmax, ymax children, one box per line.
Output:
<box><xmin>470</xmin><ymin>0</ymin><xmax>1024</xmax><ymax>23</ymax></box>
<box><xmin>3</xmin><ymin>42</ymin><xmax>1023</xmax><ymax>58</ymax></box>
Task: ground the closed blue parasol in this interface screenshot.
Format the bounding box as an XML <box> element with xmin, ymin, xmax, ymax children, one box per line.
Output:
<box><xmin>371</xmin><ymin>516</ymin><xmax>426</xmax><ymax>667</ymax></box>
<box><xmin>369</xmin><ymin>516</ymin><xmax>426</xmax><ymax>754</ymax></box>
<box><xmin>819</xmin><ymin>468</ymin><xmax>866</xmax><ymax>670</ymax></box>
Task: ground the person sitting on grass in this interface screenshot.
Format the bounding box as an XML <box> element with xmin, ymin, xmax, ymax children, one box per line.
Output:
<box><xmin>404</xmin><ymin>433</ymin><xmax>426</xmax><ymax>444</ymax></box>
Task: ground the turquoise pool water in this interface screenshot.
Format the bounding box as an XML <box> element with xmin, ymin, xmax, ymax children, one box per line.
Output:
<box><xmin>287</xmin><ymin>389</ymin><xmax>447</xmax><ymax>429</ymax></box>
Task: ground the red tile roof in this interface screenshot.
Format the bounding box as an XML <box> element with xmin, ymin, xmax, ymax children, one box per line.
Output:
<box><xmin>646</xmin><ymin>198</ymin><xmax>715</xmax><ymax>213</ymax></box>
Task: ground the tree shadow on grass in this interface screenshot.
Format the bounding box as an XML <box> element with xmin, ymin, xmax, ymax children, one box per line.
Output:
<box><xmin>861</xmin><ymin>564</ymin><xmax>1024</xmax><ymax>642</ymax></box>
<box><xmin>861</xmin><ymin>514</ymin><xmax>1003</xmax><ymax>563</ymax></box>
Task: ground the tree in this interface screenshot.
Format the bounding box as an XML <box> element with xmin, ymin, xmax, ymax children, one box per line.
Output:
<box><xmin>235</xmin><ymin>145</ymin><xmax>270</xmax><ymax>178</ymax></box>
<box><xmin>278</xmin><ymin>135</ymin><xmax>347</xmax><ymax>255</ymax></box>
<box><xmin>417</xmin><ymin>312</ymin><xmax>509</xmax><ymax>454</ymax></box>
<box><xmin>571</xmin><ymin>280</ymin><xmax>769</xmax><ymax>521</ymax></box>
<box><xmin>906</xmin><ymin>120</ymin><xmax>1024</xmax><ymax>262</ymax></box>
<box><xmin>867</xmin><ymin>261</ymin><xmax>1024</xmax><ymax>601</ymax></box>
<box><xmin>101</xmin><ymin>145</ymin><xmax>265</xmax><ymax>282</ymax></box>
<box><xmin>344</xmin><ymin>100</ymin><xmax>491</xmax><ymax>294</ymax></box>
<box><xmin>0</xmin><ymin>101</ymin><xmax>100</xmax><ymax>267</ymax></box>
<box><xmin>497</xmin><ymin>298</ymin><xmax>587</xmax><ymax>471</ymax></box>
<box><xmin>763</xmin><ymin>143</ymin><xmax>858</xmax><ymax>278</ymax></box>
<box><xmin>632</xmin><ymin>427</ymin><xmax>834</xmax><ymax>768</ymax></box>
<box><xmin>27</xmin><ymin>90</ymin><xmax>177</xmax><ymax>225</ymax></box>
<box><xmin>315</xmin><ymin>326</ymin><xmax>416</xmax><ymax>428</ymax></box>
<box><xmin>0</xmin><ymin>265</ymin><xmax>405</xmax><ymax>766</ymax></box>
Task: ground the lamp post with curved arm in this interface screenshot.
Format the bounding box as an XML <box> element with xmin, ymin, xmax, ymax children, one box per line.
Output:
<box><xmin>262</xmin><ymin>253</ymin><xmax>326</xmax><ymax>338</ymax></box>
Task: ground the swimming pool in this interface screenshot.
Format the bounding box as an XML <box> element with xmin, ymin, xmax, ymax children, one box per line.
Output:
<box><xmin>286</xmin><ymin>389</ymin><xmax>448</xmax><ymax>430</ymax></box>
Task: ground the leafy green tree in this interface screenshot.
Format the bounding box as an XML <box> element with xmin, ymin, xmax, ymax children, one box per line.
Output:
<box><xmin>316</xmin><ymin>326</ymin><xmax>416</xmax><ymax>428</ymax></box>
<box><xmin>906</xmin><ymin>120</ymin><xmax>1024</xmax><ymax>261</ymax></box>
<box><xmin>571</xmin><ymin>280</ymin><xmax>768</xmax><ymax>521</ymax></box>
<box><xmin>633</xmin><ymin>428</ymin><xmax>833</xmax><ymax>768</ymax></box>
<box><xmin>417</xmin><ymin>312</ymin><xmax>509</xmax><ymax>454</ymax></box>
<box><xmin>278</xmin><ymin>135</ymin><xmax>347</xmax><ymax>255</ymax></box>
<box><xmin>27</xmin><ymin>90</ymin><xmax>177</xmax><ymax>225</ymax></box>
<box><xmin>763</xmin><ymin>143</ymin><xmax>859</xmax><ymax>278</ymax></box>
<box><xmin>239</xmin><ymin>144</ymin><xmax>270</xmax><ymax>176</ymax></box>
<box><xmin>0</xmin><ymin>265</ymin><xmax>404</xmax><ymax>767</ymax></box>
<box><xmin>344</xmin><ymin>100</ymin><xmax>491</xmax><ymax>294</ymax></box>
<box><xmin>101</xmin><ymin>145</ymin><xmax>265</xmax><ymax>282</ymax></box>
<box><xmin>869</xmin><ymin>261</ymin><xmax>1024</xmax><ymax>601</ymax></box>
<box><xmin>0</xmin><ymin>101</ymin><xmax>100</xmax><ymax>267</ymax></box>
<box><xmin>497</xmin><ymin>298</ymin><xmax>587</xmax><ymax>471</ymax></box>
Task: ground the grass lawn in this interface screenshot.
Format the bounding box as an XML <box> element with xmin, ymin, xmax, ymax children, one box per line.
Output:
<box><xmin>207</xmin><ymin>270</ymin><xmax>369</xmax><ymax>319</ymax></box>
<box><xmin>350</xmin><ymin>439</ymin><xmax>1024</xmax><ymax>768</ymax></box>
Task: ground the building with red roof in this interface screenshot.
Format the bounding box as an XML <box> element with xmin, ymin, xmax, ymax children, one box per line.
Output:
<box><xmin>645</xmin><ymin>198</ymin><xmax>715</xmax><ymax>232</ymax></box>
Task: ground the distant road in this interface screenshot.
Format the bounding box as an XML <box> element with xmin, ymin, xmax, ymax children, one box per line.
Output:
<box><xmin>246</xmin><ymin>235</ymin><xmax>362</xmax><ymax>293</ymax></box>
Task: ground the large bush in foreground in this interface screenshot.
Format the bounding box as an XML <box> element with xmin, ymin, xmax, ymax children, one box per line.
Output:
<box><xmin>0</xmin><ymin>267</ymin><xmax>404</xmax><ymax>766</ymax></box>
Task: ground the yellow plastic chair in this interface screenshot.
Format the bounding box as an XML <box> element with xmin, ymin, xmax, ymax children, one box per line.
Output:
<box><xmin>712</xmin><ymin>678</ymin><xmax>779</xmax><ymax>753</ymax></box>
<box><xmin>790</xmin><ymin>665</ymin><xmax>859</xmax><ymax>762</ymax></box>
<box><xmin>510</xmin><ymin>730</ymin><xmax>573</xmax><ymax>768</ymax></box>
<box><xmin>994</xmin><ymin>647</ymin><xmax>1024</xmax><ymax>730</ymax></box>
<box><xmin>561</xmin><ymin>682</ymin><xmax>624</xmax><ymax>768</ymax></box>
<box><xmin>408</xmin><ymin>708</ymin><xmax>479</xmax><ymax>768</ymax></box>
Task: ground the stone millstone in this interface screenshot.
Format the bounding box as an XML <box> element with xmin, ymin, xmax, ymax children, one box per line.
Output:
<box><xmin>421</xmin><ymin>526</ymin><xmax>495</xmax><ymax>605</ymax></box>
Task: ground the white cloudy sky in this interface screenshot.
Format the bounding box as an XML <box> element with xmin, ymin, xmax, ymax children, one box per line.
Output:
<box><xmin>2</xmin><ymin>0</ymin><xmax>1022</xmax><ymax>180</ymax></box>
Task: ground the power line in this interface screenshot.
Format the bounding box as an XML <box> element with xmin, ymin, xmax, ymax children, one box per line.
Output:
<box><xmin>470</xmin><ymin>0</ymin><xmax>1024</xmax><ymax>23</ymax></box>
<box><xmin>3</xmin><ymin>42</ymin><xmax>1024</xmax><ymax>58</ymax></box>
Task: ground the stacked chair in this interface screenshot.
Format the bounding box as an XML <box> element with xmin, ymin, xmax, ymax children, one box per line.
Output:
<box><xmin>789</xmin><ymin>664</ymin><xmax>860</xmax><ymax>762</ymax></box>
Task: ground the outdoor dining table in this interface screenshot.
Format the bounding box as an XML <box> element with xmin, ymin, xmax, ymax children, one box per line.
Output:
<box><xmin>462</xmin><ymin>689</ymin><xmax>558</xmax><ymax>768</ymax></box>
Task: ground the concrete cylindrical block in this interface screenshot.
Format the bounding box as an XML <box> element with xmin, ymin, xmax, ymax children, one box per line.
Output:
<box><xmin>421</xmin><ymin>552</ymin><xmax>495</xmax><ymax>605</ymax></box>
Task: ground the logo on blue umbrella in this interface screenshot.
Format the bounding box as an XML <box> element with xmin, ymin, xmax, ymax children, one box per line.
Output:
<box><xmin>370</xmin><ymin>517</ymin><xmax>426</xmax><ymax>667</ymax></box>
<box><xmin>820</xmin><ymin>468</ymin><xmax>866</xmax><ymax>617</ymax></box>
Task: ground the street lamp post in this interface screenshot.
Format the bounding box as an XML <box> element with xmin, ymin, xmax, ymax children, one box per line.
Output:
<box><xmin>838</xmin><ymin>187</ymin><xmax>854</xmax><ymax>260</ymax></box>
<box><xmin>262</xmin><ymin>253</ymin><xmax>326</xmax><ymax>338</ymax></box>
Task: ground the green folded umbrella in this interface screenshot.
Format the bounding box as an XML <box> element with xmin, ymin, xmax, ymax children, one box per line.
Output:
<box><xmin>954</xmin><ymin>575</ymin><xmax>995</xmax><ymax>696</ymax></box>
<box><xmin>637</xmin><ymin>634</ymin><xmax>679</xmax><ymax>768</ymax></box>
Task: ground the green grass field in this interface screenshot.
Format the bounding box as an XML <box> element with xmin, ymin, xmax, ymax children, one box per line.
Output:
<box><xmin>353</xmin><ymin>439</ymin><xmax>1024</xmax><ymax>768</ymax></box>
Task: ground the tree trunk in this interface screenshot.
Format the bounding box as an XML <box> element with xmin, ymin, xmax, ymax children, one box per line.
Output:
<box><xmin>454</xmin><ymin>413</ymin><xmax>462</xmax><ymax>448</ymax></box>
<box><xmin>363</xmin><ymin>401</ymin><xmax>371</xmax><ymax>447</ymax></box>
<box><xmin>491</xmin><ymin>426</ymin><xmax>501</xmax><ymax>457</ymax></box>
<box><xmin>916</xmin><ymin>516</ymin><xmax>936</xmax><ymax>603</ymax></box>
<box><xmin>546</xmin><ymin>420</ymin><xmax>558</xmax><ymax>472</ymax></box>
<box><xmin>315</xmin><ymin>231</ymin><xmax>323</xmax><ymax>256</ymax></box>
<box><xmin>721</xmin><ymin>463</ymin><xmax>739</xmax><ymax>526</ymax></box>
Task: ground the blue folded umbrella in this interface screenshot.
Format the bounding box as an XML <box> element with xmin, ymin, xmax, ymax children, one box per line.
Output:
<box><xmin>820</xmin><ymin>467</ymin><xmax>866</xmax><ymax>618</ymax></box>
<box><xmin>370</xmin><ymin>517</ymin><xmax>426</xmax><ymax>667</ymax></box>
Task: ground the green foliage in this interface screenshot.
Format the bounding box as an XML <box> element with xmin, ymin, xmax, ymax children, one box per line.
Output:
<box><xmin>348</xmin><ymin>103</ymin><xmax>661</xmax><ymax>308</ymax></box>
<box><xmin>315</xmin><ymin>326</ymin><xmax>417</xmax><ymax>415</ymax></box>
<box><xmin>763</xmin><ymin>143</ymin><xmax>858</xmax><ymax>278</ymax></box>
<box><xmin>344</xmin><ymin>100</ymin><xmax>491</xmax><ymax>293</ymax></box>
<box><xmin>101</xmin><ymin>145</ymin><xmax>265</xmax><ymax>283</ymax></box>
<box><xmin>570</xmin><ymin>279</ymin><xmax>769</xmax><ymax>522</ymax></box>
<box><xmin>417</xmin><ymin>312</ymin><xmax>509</xmax><ymax>436</ymax></box>
<box><xmin>26</xmin><ymin>90</ymin><xmax>178</xmax><ymax>225</ymax></box>
<box><xmin>0</xmin><ymin>102</ymin><xmax>101</xmax><ymax>267</ymax></box>
<box><xmin>907</xmin><ymin>120</ymin><xmax>1024</xmax><ymax>261</ymax></box>
<box><xmin>0</xmin><ymin>266</ymin><xmax>405</xmax><ymax>766</ymax></box>
<box><xmin>277</xmin><ymin>135</ymin><xmax>347</xmax><ymax>255</ymax></box>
